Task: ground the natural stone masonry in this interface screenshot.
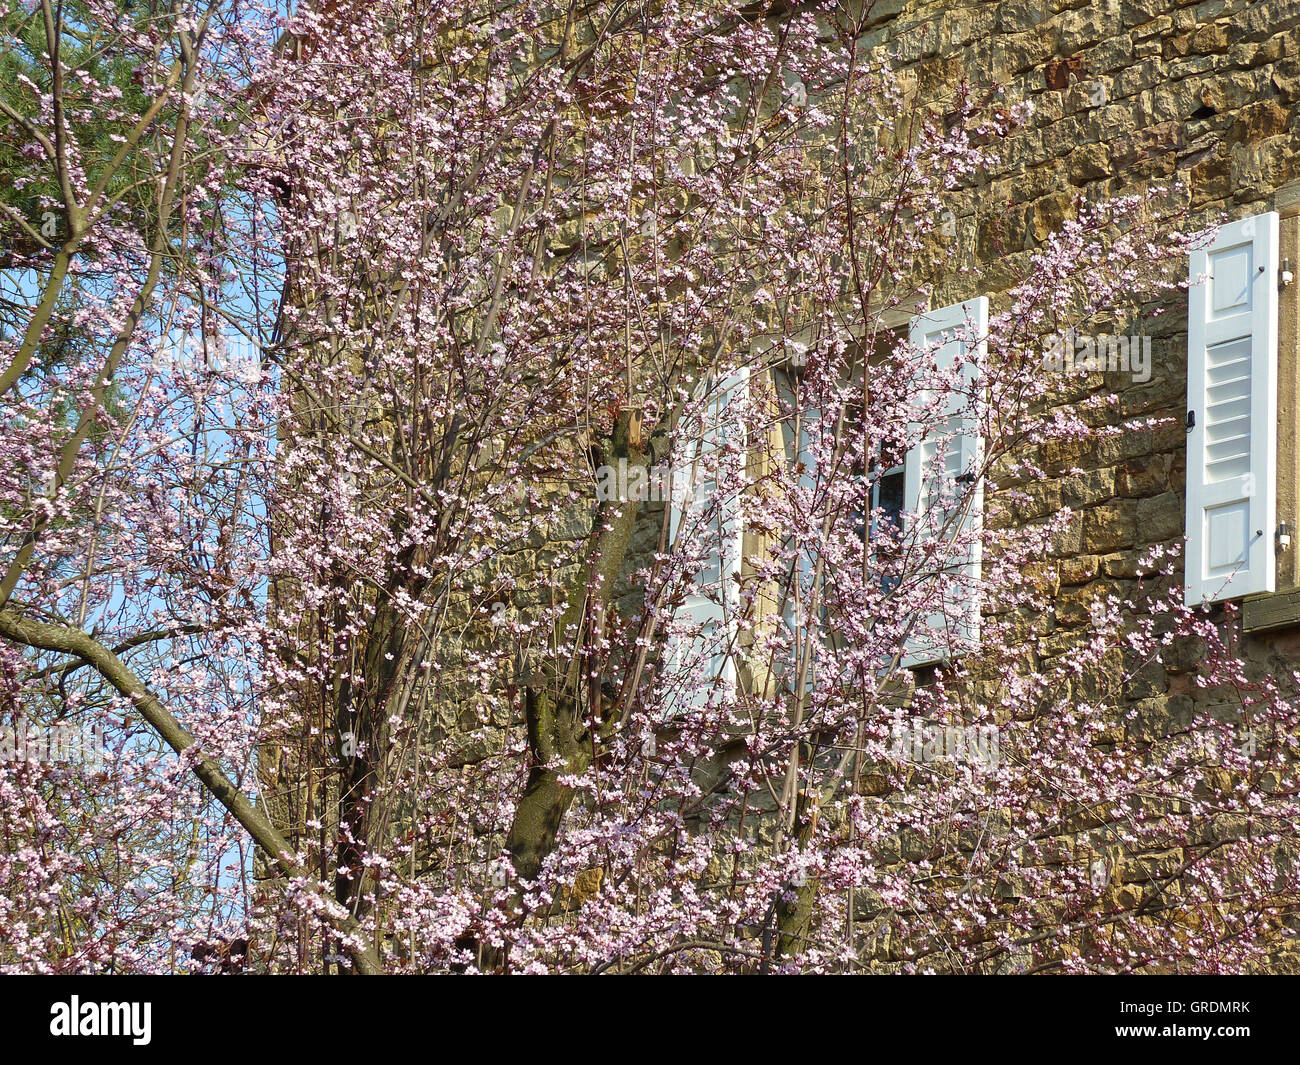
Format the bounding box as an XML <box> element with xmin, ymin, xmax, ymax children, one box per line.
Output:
<box><xmin>675</xmin><ymin>0</ymin><xmax>1300</xmax><ymax>967</ymax></box>
<box><xmin>896</xmin><ymin>0</ymin><xmax>1300</xmax><ymax>970</ymax></box>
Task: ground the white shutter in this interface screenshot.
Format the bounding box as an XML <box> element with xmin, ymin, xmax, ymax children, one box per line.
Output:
<box><xmin>902</xmin><ymin>297</ymin><xmax>987</xmax><ymax>666</ymax></box>
<box><xmin>665</xmin><ymin>367</ymin><xmax>749</xmax><ymax>708</ymax></box>
<box><xmin>1185</xmin><ymin>212</ymin><xmax>1278</xmax><ymax>606</ymax></box>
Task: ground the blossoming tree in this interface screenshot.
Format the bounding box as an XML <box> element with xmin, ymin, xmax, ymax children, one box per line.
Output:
<box><xmin>2</xmin><ymin>0</ymin><xmax>1297</xmax><ymax>973</ymax></box>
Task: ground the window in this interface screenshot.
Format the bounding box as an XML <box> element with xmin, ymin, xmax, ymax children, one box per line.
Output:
<box><xmin>870</xmin><ymin>466</ymin><xmax>906</xmax><ymax>593</ymax></box>
<box><xmin>1185</xmin><ymin>211</ymin><xmax>1279</xmax><ymax>607</ymax></box>
<box><xmin>777</xmin><ymin>298</ymin><xmax>987</xmax><ymax>672</ymax></box>
<box><xmin>841</xmin><ymin>397</ymin><xmax>905</xmax><ymax>591</ymax></box>
<box><xmin>778</xmin><ymin>374</ymin><xmax>906</xmax><ymax>629</ymax></box>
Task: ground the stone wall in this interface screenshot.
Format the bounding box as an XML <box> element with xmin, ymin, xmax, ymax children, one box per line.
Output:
<box><xmin>829</xmin><ymin>0</ymin><xmax>1300</xmax><ymax>969</ymax></box>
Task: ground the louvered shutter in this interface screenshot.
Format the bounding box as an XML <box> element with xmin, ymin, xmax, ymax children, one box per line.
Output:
<box><xmin>902</xmin><ymin>297</ymin><xmax>987</xmax><ymax>666</ymax></box>
<box><xmin>1185</xmin><ymin>212</ymin><xmax>1279</xmax><ymax>606</ymax></box>
<box><xmin>665</xmin><ymin>368</ymin><xmax>749</xmax><ymax>708</ymax></box>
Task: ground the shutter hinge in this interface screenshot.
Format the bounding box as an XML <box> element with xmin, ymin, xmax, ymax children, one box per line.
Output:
<box><xmin>1186</xmin><ymin>410</ymin><xmax>1196</xmax><ymax>432</ymax></box>
<box><xmin>1282</xmin><ymin>259</ymin><xmax>1295</xmax><ymax>288</ymax></box>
